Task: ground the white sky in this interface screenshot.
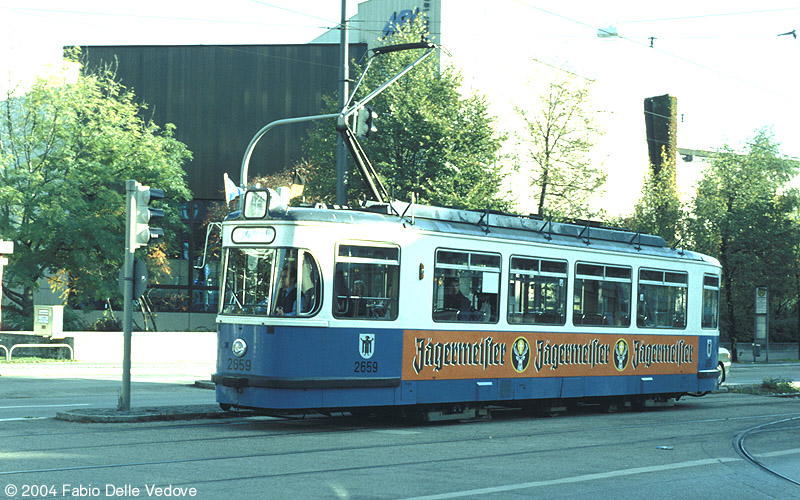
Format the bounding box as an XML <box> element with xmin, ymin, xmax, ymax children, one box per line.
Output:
<box><xmin>2</xmin><ymin>0</ymin><xmax>799</xmax><ymax>215</ymax></box>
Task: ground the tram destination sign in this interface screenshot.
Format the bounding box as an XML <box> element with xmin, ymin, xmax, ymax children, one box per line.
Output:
<box><xmin>401</xmin><ymin>330</ymin><xmax>698</xmax><ymax>380</ymax></box>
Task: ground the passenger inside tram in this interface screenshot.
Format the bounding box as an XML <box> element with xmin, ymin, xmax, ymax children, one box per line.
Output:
<box><xmin>274</xmin><ymin>265</ymin><xmax>299</xmax><ymax>316</ymax></box>
<box><xmin>443</xmin><ymin>276</ymin><xmax>477</xmax><ymax>321</ymax></box>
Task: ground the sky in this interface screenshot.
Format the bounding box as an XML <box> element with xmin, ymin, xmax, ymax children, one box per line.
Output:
<box><xmin>2</xmin><ymin>0</ymin><xmax>799</xmax><ymax>216</ymax></box>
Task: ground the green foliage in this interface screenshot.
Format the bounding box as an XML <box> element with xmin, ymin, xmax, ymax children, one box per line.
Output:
<box><xmin>87</xmin><ymin>312</ymin><xmax>122</xmax><ymax>332</ymax></box>
<box><xmin>301</xmin><ymin>21</ymin><xmax>510</xmax><ymax>211</ymax></box>
<box><xmin>687</xmin><ymin>129</ymin><xmax>800</xmax><ymax>346</ymax></box>
<box><xmin>760</xmin><ymin>377</ymin><xmax>796</xmax><ymax>394</ymax></box>
<box><xmin>633</xmin><ymin>146</ymin><xmax>684</xmax><ymax>246</ymax></box>
<box><xmin>514</xmin><ymin>77</ymin><xmax>606</xmax><ymax>219</ymax></box>
<box><xmin>0</xmin><ymin>53</ymin><xmax>192</xmax><ymax>318</ymax></box>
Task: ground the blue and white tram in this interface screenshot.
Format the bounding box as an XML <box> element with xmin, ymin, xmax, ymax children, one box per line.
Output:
<box><xmin>212</xmin><ymin>191</ymin><xmax>722</xmax><ymax>417</ymax></box>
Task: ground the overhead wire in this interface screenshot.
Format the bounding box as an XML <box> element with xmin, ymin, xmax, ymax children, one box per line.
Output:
<box><xmin>10</xmin><ymin>6</ymin><xmax>331</xmax><ymax>31</ymax></box>
<box><xmin>516</xmin><ymin>2</ymin><xmax>795</xmax><ymax>100</ymax></box>
<box><xmin>8</xmin><ymin>3</ymin><xmax>371</xmax><ymax>72</ymax></box>
<box><xmin>618</xmin><ymin>6</ymin><xmax>800</xmax><ymax>24</ymax></box>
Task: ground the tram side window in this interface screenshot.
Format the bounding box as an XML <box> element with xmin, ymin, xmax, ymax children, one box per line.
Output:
<box><xmin>573</xmin><ymin>263</ymin><xmax>631</xmax><ymax>327</ymax></box>
<box><xmin>637</xmin><ymin>269</ymin><xmax>688</xmax><ymax>329</ymax></box>
<box><xmin>333</xmin><ymin>244</ymin><xmax>399</xmax><ymax>320</ymax></box>
<box><xmin>702</xmin><ymin>275</ymin><xmax>720</xmax><ymax>329</ymax></box>
<box><xmin>220</xmin><ymin>247</ymin><xmax>321</xmax><ymax>317</ymax></box>
<box><xmin>508</xmin><ymin>257</ymin><xmax>567</xmax><ymax>325</ymax></box>
<box><xmin>433</xmin><ymin>249</ymin><xmax>500</xmax><ymax>323</ymax></box>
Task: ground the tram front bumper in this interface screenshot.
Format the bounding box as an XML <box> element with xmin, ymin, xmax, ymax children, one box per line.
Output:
<box><xmin>212</xmin><ymin>374</ymin><xmax>249</xmax><ymax>388</ymax></box>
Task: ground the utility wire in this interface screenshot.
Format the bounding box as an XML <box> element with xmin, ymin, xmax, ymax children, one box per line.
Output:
<box><xmin>11</xmin><ymin>6</ymin><xmax>328</xmax><ymax>29</ymax></box>
<box><xmin>516</xmin><ymin>1</ymin><xmax>794</xmax><ymax>100</ymax></box>
<box><xmin>246</xmin><ymin>0</ymin><xmax>339</xmax><ymax>25</ymax></box>
<box><xmin>618</xmin><ymin>6</ymin><xmax>800</xmax><ymax>24</ymax></box>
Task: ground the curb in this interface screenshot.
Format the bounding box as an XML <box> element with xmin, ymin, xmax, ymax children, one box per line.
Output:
<box><xmin>55</xmin><ymin>404</ymin><xmax>258</xmax><ymax>423</ymax></box>
<box><xmin>194</xmin><ymin>379</ymin><xmax>215</xmax><ymax>390</ymax></box>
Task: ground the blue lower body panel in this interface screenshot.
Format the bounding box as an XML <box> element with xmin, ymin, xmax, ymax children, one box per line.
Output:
<box><xmin>215</xmin><ymin>372</ymin><xmax>713</xmax><ymax>410</ymax></box>
<box><xmin>214</xmin><ymin>324</ymin><xmax>719</xmax><ymax>411</ymax></box>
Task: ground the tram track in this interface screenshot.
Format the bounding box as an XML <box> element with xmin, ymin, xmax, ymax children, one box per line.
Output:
<box><xmin>3</xmin><ymin>406</ymin><xmax>800</xmax><ymax>458</ymax></box>
<box><xmin>3</xmin><ymin>400</ymin><xmax>800</xmax><ymax>498</ymax></box>
<box><xmin>734</xmin><ymin>416</ymin><xmax>800</xmax><ymax>486</ymax></box>
<box><xmin>4</xmin><ymin>409</ymin><xmax>800</xmax><ymax>480</ymax></box>
<box><xmin>0</xmin><ymin>427</ymin><xmax>727</xmax><ymax>479</ymax></box>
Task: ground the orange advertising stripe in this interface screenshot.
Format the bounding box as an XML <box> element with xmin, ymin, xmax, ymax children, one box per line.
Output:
<box><xmin>402</xmin><ymin>330</ymin><xmax>698</xmax><ymax>381</ymax></box>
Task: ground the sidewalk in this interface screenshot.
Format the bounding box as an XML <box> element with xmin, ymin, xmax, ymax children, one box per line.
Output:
<box><xmin>0</xmin><ymin>360</ymin><xmax>215</xmax><ymax>385</ymax></box>
<box><xmin>55</xmin><ymin>404</ymin><xmax>255</xmax><ymax>423</ymax></box>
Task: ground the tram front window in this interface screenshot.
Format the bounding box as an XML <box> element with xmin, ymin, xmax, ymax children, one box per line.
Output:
<box><xmin>220</xmin><ymin>247</ymin><xmax>320</xmax><ymax>316</ymax></box>
<box><xmin>702</xmin><ymin>275</ymin><xmax>720</xmax><ymax>329</ymax></box>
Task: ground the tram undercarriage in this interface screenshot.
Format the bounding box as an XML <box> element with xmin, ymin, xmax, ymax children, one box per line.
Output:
<box><xmin>215</xmin><ymin>393</ymin><xmax>690</xmax><ymax>422</ymax></box>
<box><xmin>213</xmin><ymin>370</ymin><xmax>709</xmax><ymax>422</ymax></box>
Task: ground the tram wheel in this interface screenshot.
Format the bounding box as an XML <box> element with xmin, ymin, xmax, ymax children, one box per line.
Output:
<box><xmin>219</xmin><ymin>403</ymin><xmax>233</xmax><ymax>412</ymax></box>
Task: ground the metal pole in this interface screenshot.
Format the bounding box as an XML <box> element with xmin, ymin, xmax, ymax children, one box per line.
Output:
<box><xmin>335</xmin><ymin>0</ymin><xmax>349</xmax><ymax>205</ymax></box>
<box><xmin>240</xmin><ymin>114</ymin><xmax>338</xmax><ymax>189</ymax></box>
<box><xmin>120</xmin><ymin>180</ymin><xmax>136</xmax><ymax>411</ymax></box>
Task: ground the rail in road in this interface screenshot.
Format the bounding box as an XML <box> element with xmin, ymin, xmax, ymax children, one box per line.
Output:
<box><xmin>1</xmin><ymin>392</ymin><xmax>799</xmax><ymax>499</ymax></box>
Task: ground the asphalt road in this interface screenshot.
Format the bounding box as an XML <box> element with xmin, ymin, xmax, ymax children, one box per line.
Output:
<box><xmin>1</xmin><ymin>361</ymin><xmax>799</xmax><ymax>499</ymax></box>
<box><xmin>0</xmin><ymin>362</ymin><xmax>215</xmax><ymax>421</ymax></box>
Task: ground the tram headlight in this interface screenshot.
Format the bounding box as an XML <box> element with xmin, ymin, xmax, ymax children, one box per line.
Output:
<box><xmin>232</xmin><ymin>338</ymin><xmax>248</xmax><ymax>357</ymax></box>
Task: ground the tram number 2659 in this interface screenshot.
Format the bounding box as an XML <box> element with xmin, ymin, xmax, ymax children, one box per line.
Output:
<box><xmin>227</xmin><ymin>358</ymin><xmax>251</xmax><ymax>371</ymax></box>
<box><xmin>354</xmin><ymin>361</ymin><xmax>378</xmax><ymax>373</ymax></box>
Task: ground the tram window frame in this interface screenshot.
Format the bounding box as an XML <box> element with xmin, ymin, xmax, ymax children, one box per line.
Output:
<box><xmin>432</xmin><ymin>249</ymin><xmax>501</xmax><ymax>323</ymax></box>
<box><xmin>333</xmin><ymin>242</ymin><xmax>400</xmax><ymax>321</ymax></box>
<box><xmin>573</xmin><ymin>262</ymin><xmax>632</xmax><ymax>327</ymax></box>
<box><xmin>507</xmin><ymin>256</ymin><xmax>567</xmax><ymax>326</ymax></box>
<box><xmin>702</xmin><ymin>274</ymin><xmax>720</xmax><ymax>329</ymax></box>
<box><xmin>636</xmin><ymin>268</ymin><xmax>688</xmax><ymax>329</ymax></box>
<box><xmin>219</xmin><ymin>247</ymin><xmax>322</xmax><ymax>317</ymax></box>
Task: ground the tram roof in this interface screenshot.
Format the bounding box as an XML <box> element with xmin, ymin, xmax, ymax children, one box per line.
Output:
<box><xmin>228</xmin><ymin>199</ymin><xmax>717</xmax><ymax>264</ymax></box>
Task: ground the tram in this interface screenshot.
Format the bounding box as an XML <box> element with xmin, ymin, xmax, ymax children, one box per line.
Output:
<box><xmin>211</xmin><ymin>42</ymin><xmax>722</xmax><ymax>419</ymax></box>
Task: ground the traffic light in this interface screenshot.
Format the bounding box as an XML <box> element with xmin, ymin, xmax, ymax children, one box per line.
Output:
<box><xmin>128</xmin><ymin>180</ymin><xmax>165</xmax><ymax>250</ymax></box>
<box><xmin>355</xmin><ymin>106</ymin><xmax>378</xmax><ymax>137</ymax></box>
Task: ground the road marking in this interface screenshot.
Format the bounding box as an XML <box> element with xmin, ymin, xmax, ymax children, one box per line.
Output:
<box><xmin>397</xmin><ymin>457</ymin><xmax>743</xmax><ymax>500</ymax></box>
<box><xmin>400</xmin><ymin>448</ymin><xmax>800</xmax><ymax>500</ymax></box>
<box><xmin>0</xmin><ymin>403</ymin><xmax>90</xmax><ymax>409</ymax></box>
<box><xmin>756</xmin><ymin>448</ymin><xmax>800</xmax><ymax>458</ymax></box>
<box><xmin>0</xmin><ymin>417</ymin><xmax>49</xmax><ymax>422</ymax></box>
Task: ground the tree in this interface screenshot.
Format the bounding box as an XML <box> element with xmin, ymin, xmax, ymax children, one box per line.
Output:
<box><xmin>514</xmin><ymin>76</ymin><xmax>606</xmax><ymax>219</ymax></box>
<box><xmin>688</xmin><ymin>129</ymin><xmax>800</xmax><ymax>360</ymax></box>
<box><xmin>301</xmin><ymin>21</ymin><xmax>510</xmax><ymax>211</ymax></box>
<box><xmin>632</xmin><ymin>146</ymin><xmax>684</xmax><ymax>246</ymax></box>
<box><xmin>0</xmin><ymin>53</ymin><xmax>192</xmax><ymax>324</ymax></box>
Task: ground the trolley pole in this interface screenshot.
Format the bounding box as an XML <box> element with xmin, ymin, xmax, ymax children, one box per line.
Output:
<box><xmin>335</xmin><ymin>0</ymin><xmax>349</xmax><ymax>205</ymax></box>
<box><xmin>120</xmin><ymin>180</ymin><xmax>136</xmax><ymax>411</ymax></box>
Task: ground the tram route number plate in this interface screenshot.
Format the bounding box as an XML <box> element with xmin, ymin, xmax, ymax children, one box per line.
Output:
<box><xmin>227</xmin><ymin>357</ymin><xmax>252</xmax><ymax>371</ymax></box>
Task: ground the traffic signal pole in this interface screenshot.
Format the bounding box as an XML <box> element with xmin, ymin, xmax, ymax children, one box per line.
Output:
<box><xmin>120</xmin><ymin>180</ymin><xmax>164</xmax><ymax>411</ymax></box>
<box><xmin>120</xmin><ymin>180</ymin><xmax>136</xmax><ymax>411</ymax></box>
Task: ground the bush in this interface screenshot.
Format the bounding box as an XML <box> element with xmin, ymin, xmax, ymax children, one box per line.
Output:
<box><xmin>88</xmin><ymin>315</ymin><xmax>122</xmax><ymax>331</ymax></box>
<box><xmin>761</xmin><ymin>377</ymin><xmax>796</xmax><ymax>393</ymax></box>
